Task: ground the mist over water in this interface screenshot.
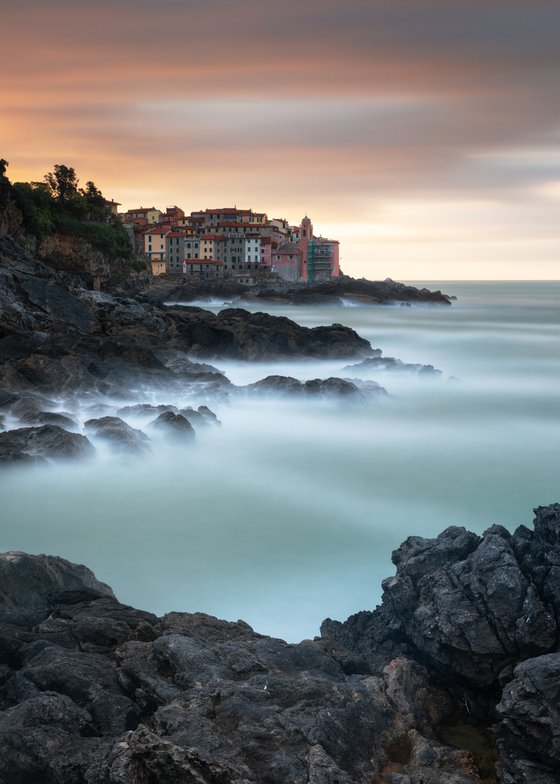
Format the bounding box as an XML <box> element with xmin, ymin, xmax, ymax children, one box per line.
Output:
<box><xmin>2</xmin><ymin>282</ymin><xmax>560</xmax><ymax>642</ymax></box>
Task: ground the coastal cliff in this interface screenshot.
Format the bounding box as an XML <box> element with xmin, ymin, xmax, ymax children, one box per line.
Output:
<box><xmin>1</xmin><ymin>505</ymin><xmax>559</xmax><ymax>783</ymax></box>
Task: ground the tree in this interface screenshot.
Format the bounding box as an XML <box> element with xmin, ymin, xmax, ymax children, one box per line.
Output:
<box><xmin>81</xmin><ymin>180</ymin><xmax>107</xmax><ymax>220</ymax></box>
<box><xmin>44</xmin><ymin>164</ymin><xmax>79</xmax><ymax>202</ymax></box>
<box><xmin>0</xmin><ymin>158</ymin><xmax>8</xmax><ymax>177</ymax></box>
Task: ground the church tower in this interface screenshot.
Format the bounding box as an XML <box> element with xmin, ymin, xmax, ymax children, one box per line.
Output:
<box><xmin>299</xmin><ymin>216</ymin><xmax>314</xmax><ymax>281</ymax></box>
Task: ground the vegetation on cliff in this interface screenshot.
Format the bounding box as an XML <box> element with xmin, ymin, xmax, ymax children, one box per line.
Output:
<box><xmin>0</xmin><ymin>158</ymin><xmax>132</xmax><ymax>260</ymax></box>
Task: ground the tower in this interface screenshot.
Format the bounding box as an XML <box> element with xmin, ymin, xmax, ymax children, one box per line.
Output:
<box><xmin>299</xmin><ymin>216</ymin><xmax>314</xmax><ymax>281</ymax></box>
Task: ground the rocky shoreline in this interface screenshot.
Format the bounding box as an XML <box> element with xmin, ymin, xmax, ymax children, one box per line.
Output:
<box><xmin>124</xmin><ymin>273</ymin><xmax>454</xmax><ymax>307</ymax></box>
<box><xmin>1</xmin><ymin>504</ymin><xmax>559</xmax><ymax>783</ymax></box>
<box><xmin>0</xmin><ymin>233</ymin><xmax>445</xmax><ymax>464</ymax></box>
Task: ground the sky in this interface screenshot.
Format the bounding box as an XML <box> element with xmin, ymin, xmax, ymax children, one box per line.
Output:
<box><xmin>2</xmin><ymin>0</ymin><xmax>559</xmax><ymax>280</ymax></box>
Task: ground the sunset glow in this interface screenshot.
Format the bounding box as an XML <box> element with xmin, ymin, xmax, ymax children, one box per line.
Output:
<box><xmin>2</xmin><ymin>0</ymin><xmax>559</xmax><ymax>279</ymax></box>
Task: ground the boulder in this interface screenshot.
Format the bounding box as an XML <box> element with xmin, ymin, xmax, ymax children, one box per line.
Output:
<box><xmin>177</xmin><ymin>405</ymin><xmax>221</xmax><ymax>427</ymax></box>
<box><xmin>148</xmin><ymin>411</ymin><xmax>195</xmax><ymax>441</ymax></box>
<box><xmin>84</xmin><ymin>416</ymin><xmax>150</xmax><ymax>454</ymax></box>
<box><xmin>0</xmin><ymin>425</ymin><xmax>94</xmax><ymax>463</ymax></box>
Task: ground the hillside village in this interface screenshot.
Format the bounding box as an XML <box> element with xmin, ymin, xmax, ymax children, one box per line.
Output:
<box><xmin>120</xmin><ymin>205</ymin><xmax>340</xmax><ymax>284</ymax></box>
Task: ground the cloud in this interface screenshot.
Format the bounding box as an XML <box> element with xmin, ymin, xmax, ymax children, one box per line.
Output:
<box><xmin>2</xmin><ymin>0</ymin><xmax>559</xmax><ymax>277</ymax></box>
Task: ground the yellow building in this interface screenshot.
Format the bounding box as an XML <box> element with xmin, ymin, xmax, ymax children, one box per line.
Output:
<box><xmin>145</xmin><ymin>227</ymin><xmax>170</xmax><ymax>263</ymax></box>
<box><xmin>199</xmin><ymin>234</ymin><xmax>224</xmax><ymax>260</ymax></box>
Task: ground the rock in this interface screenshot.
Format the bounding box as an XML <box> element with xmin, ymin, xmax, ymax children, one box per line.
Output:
<box><xmin>148</xmin><ymin>412</ymin><xmax>195</xmax><ymax>441</ymax></box>
<box><xmin>0</xmin><ymin>425</ymin><xmax>94</xmax><ymax>463</ymax></box>
<box><xmin>0</xmin><ymin>551</ymin><xmax>115</xmax><ymax>627</ymax></box>
<box><xmin>344</xmin><ymin>356</ymin><xmax>442</xmax><ymax>376</ymax></box>
<box><xmin>84</xmin><ymin>416</ymin><xmax>150</xmax><ymax>454</ymax></box>
<box><xmin>323</xmin><ymin>510</ymin><xmax>560</xmax><ymax>695</ymax></box>
<box><xmin>496</xmin><ymin>653</ymin><xmax>560</xmax><ymax>783</ymax></box>
<box><xmin>242</xmin><ymin>375</ymin><xmax>387</xmax><ymax>400</ymax></box>
<box><xmin>134</xmin><ymin>273</ymin><xmax>453</xmax><ymax>308</ymax></box>
<box><xmin>303</xmin><ymin>377</ymin><xmax>364</xmax><ymax>396</ymax></box>
<box><xmin>0</xmin><ymin>552</ymin><xmax>485</xmax><ymax>784</ymax></box>
<box><xmin>117</xmin><ymin>403</ymin><xmax>178</xmax><ymax>417</ymax></box>
<box><xmin>177</xmin><ymin>405</ymin><xmax>221</xmax><ymax>427</ymax></box>
<box><xmin>244</xmin><ymin>374</ymin><xmax>305</xmax><ymax>396</ymax></box>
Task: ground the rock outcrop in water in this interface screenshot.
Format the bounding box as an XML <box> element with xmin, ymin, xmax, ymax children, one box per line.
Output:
<box><xmin>0</xmin><ymin>237</ymin><xmax>373</xmax><ymax>400</ymax></box>
<box><xmin>131</xmin><ymin>273</ymin><xmax>453</xmax><ymax>307</ymax></box>
<box><xmin>2</xmin><ymin>505</ymin><xmax>560</xmax><ymax>783</ymax></box>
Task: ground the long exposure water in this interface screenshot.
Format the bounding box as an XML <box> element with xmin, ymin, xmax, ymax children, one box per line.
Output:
<box><xmin>2</xmin><ymin>281</ymin><xmax>560</xmax><ymax>641</ymax></box>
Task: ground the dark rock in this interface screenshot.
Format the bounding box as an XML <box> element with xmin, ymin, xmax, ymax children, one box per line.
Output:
<box><xmin>345</xmin><ymin>355</ymin><xmax>442</xmax><ymax>376</ymax></box>
<box><xmin>0</xmin><ymin>551</ymin><xmax>484</xmax><ymax>784</ymax></box>
<box><xmin>241</xmin><ymin>376</ymin><xmax>385</xmax><ymax>399</ymax></box>
<box><xmin>33</xmin><ymin>411</ymin><xmax>78</xmax><ymax>429</ymax></box>
<box><xmin>0</xmin><ymin>425</ymin><xmax>94</xmax><ymax>463</ymax></box>
<box><xmin>84</xmin><ymin>416</ymin><xmax>150</xmax><ymax>454</ymax></box>
<box><xmin>496</xmin><ymin>653</ymin><xmax>560</xmax><ymax>783</ymax></box>
<box><xmin>244</xmin><ymin>374</ymin><xmax>305</xmax><ymax>396</ymax></box>
<box><xmin>0</xmin><ymin>551</ymin><xmax>114</xmax><ymax>628</ymax></box>
<box><xmin>177</xmin><ymin>405</ymin><xmax>221</xmax><ymax>427</ymax></box>
<box><xmin>135</xmin><ymin>273</ymin><xmax>453</xmax><ymax>307</ymax></box>
<box><xmin>117</xmin><ymin>403</ymin><xmax>178</xmax><ymax>417</ymax></box>
<box><xmin>148</xmin><ymin>411</ymin><xmax>195</xmax><ymax>441</ymax></box>
<box><xmin>303</xmin><ymin>377</ymin><xmax>363</xmax><ymax>396</ymax></box>
<box><xmin>243</xmin><ymin>375</ymin><xmax>387</xmax><ymax>400</ymax></box>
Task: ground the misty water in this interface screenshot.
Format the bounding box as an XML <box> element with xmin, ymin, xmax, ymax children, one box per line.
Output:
<box><xmin>2</xmin><ymin>281</ymin><xmax>560</xmax><ymax>642</ymax></box>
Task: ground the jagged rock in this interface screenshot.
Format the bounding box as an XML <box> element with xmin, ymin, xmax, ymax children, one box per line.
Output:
<box><xmin>322</xmin><ymin>508</ymin><xmax>560</xmax><ymax>694</ymax></box>
<box><xmin>0</xmin><ymin>424</ymin><xmax>94</xmax><ymax>463</ymax></box>
<box><xmin>148</xmin><ymin>411</ymin><xmax>195</xmax><ymax>441</ymax></box>
<box><xmin>0</xmin><ymin>552</ymin><xmax>484</xmax><ymax>784</ymax></box>
<box><xmin>496</xmin><ymin>653</ymin><xmax>560</xmax><ymax>783</ymax></box>
<box><xmin>84</xmin><ymin>416</ymin><xmax>150</xmax><ymax>454</ymax></box>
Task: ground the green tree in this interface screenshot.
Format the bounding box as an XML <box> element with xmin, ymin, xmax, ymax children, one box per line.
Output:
<box><xmin>81</xmin><ymin>180</ymin><xmax>108</xmax><ymax>221</ymax></box>
<box><xmin>44</xmin><ymin>164</ymin><xmax>80</xmax><ymax>202</ymax></box>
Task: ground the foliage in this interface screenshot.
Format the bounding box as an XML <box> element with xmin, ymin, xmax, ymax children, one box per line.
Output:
<box><xmin>12</xmin><ymin>182</ymin><xmax>55</xmax><ymax>236</ymax></box>
<box><xmin>44</xmin><ymin>164</ymin><xmax>80</xmax><ymax>203</ymax></box>
<box><xmin>7</xmin><ymin>162</ymin><xmax>132</xmax><ymax>259</ymax></box>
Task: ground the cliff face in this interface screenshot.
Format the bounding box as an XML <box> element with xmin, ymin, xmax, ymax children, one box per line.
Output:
<box><xmin>36</xmin><ymin>232</ymin><xmax>132</xmax><ymax>287</ymax></box>
<box><xmin>0</xmin><ymin>176</ymin><xmax>135</xmax><ymax>288</ymax></box>
<box><xmin>1</xmin><ymin>506</ymin><xmax>559</xmax><ymax>783</ymax></box>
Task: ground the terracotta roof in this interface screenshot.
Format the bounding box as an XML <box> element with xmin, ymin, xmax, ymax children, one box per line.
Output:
<box><xmin>205</xmin><ymin>208</ymin><xmax>252</xmax><ymax>215</ymax></box>
<box><xmin>145</xmin><ymin>226</ymin><xmax>170</xmax><ymax>235</ymax></box>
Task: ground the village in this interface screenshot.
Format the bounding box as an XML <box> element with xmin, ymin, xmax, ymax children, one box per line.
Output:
<box><xmin>119</xmin><ymin>205</ymin><xmax>340</xmax><ymax>284</ymax></box>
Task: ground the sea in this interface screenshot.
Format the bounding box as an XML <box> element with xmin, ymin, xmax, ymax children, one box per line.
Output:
<box><xmin>2</xmin><ymin>281</ymin><xmax>560</xmax><ymax>642</ymax></box>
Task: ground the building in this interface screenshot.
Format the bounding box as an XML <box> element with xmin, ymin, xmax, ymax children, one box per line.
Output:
<box><xmin>297</xmin><ymin>217</ymin><xmax>339</xmax><ymax>282</ymax></box>
<box><xmin>165</xmin><ymin>231</ymin><xmax>187</xmax><ymax>273</ymax></box>
<box><xmin>122</xmin><ymin>207</ymin><xmax>163</xmax><ymax>225</ymax></box>
<box><xmin>182</xmin><ymin>259</ymin><xmax>224</xmax><ymax>279</ymax></box>
<box><xmin>271</xmin><ymin>242</ymin><xmax>301</xmax><ymax>281</ymax></box>
<box><xmin>121</xmin><ymin>200</ymin><xmax>340</xmax><ymax>282</ymax></box>
<box><xmin>144</xmin><ymin>226</ymin><xmax>170</xmax><ymax>263</ymax></box>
